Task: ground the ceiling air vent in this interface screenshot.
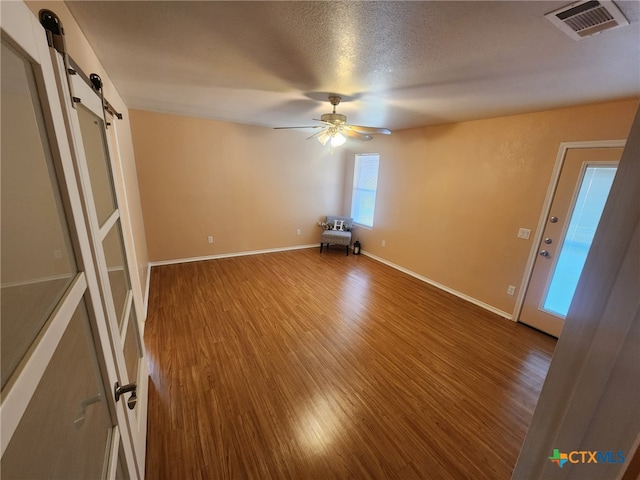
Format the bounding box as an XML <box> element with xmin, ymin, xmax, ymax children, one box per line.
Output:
<box><xmin>545</xmin><ymin>0</ymin><xmax>629</xmax><ymax>40</ymax></box>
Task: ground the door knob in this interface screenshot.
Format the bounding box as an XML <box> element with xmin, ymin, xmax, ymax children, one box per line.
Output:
<box><xmin>550</xmin><ymin>216</ymin><xmax>558</xmax><ymax>223</ymax></box>
<box><xmin>544</xmin><ymin>237</ymin><xmax>553</xmax><ymax>244</ymax></box>
<box><xmin>126</xmin><ymin>392</ymin><xmax>137</xmax><ymax>410</ymax></box>
<box><xmin>114</xmin><ymin>381</ymin><xmax>137</xmax><ymax>410</ymax></box>
<box><xmin>539</xmin><ymin>250</ymin><xmax>550</xmax><ymax>257</ymax></box>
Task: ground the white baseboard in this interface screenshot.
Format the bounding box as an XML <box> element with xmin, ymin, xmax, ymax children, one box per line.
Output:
<box><xmin>361</xmin><ymin>250</ymin><xmax>513</xmax><ymax>320</ymax></box>
<box><xmin>148</xmin><ymin>244</ymin><xmax>319</xmax><ymax>267</ymax></box>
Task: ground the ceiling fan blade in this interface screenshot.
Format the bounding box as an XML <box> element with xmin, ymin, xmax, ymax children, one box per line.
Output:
<box><xmin>312</xmin><ymin>118</ymin><xmax>335</xmax><ymax>126</ymax></box>
<box><xmin>306</xmin><ymin>129</ymin><xmax>328</xmax><ymax>140</ymax></box>
<box><xmin>346</xmin><ymin>125</ymin><xmax>391</xmax><ymax>135</ymax></box>
<box><xmin>343</xmin><ymin>129</ymin><xmax>373</xmax><ymax>141</ymax></box>
<box><xmin>278</xmin><ymin>96</ymin><xmax>388</xmax><ymax>142</ymax></box>
<box><xmin>274</xmin><ymin>126</ymin><xmax>322</xmax><ymax>129</ymax></box>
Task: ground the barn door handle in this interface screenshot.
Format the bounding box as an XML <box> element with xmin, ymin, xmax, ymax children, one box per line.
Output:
<box><xmin>114</xmin><ymin>382</ymin><xmax>137</xmax><ymax>410</ymax></box>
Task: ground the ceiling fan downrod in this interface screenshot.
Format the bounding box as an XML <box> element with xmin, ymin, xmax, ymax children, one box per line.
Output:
<box><xmin>328</xmin><ymin>95</ymin><xmax>342</xmax><ymax>114</ymax></box>
<box><xmin>321</xmin><ymin>96</ymin><xmax>346</xmax><ymax>125</ymax></box>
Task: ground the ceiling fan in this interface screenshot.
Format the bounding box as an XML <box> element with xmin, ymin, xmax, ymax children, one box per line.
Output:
<box><xmin>275</xmin><ymin>95</ymin><xmax>391</xmax><ymax>148</ymax></box>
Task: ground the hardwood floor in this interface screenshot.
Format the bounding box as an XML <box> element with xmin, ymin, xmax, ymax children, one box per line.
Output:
<box><xmin>144</xmin><ymin>248</ymin><xmax>556</xmax><ymax>479</ymax></box>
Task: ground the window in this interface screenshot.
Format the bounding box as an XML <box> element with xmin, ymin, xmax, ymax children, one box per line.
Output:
<box><xmin>351</xmin><ymin>153</ymin><xmax>380</xmax><ymax>228</ymax></box>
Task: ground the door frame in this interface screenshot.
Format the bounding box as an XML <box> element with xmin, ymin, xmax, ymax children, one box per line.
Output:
<box><xmin>513</xmin><ymin>139</ymin><xmax>627</xmax><ymax>325</ymax></box>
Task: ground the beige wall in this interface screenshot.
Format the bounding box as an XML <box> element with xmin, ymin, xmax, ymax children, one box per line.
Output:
<box><xmin>131</xmin><ymin>99</ymin><xmax>637</xmax><ymax>317</ymax></box>
<box><xmin>344</xmin><ymin>99</ymin><xmax>639</xmax><ymax>316</ymax></box>
<box><xmin>32</xmin><ymin>0</ymin><xmax>634</xmax><ymax>318</ymax></box>
<box><xmin>130</xmin><ymin>110</ymin><xmax>345</xmax><ymax>261</ymax></box>
<box><xmin>26</xmin><ymin>1</ymin><xmax>150</xmax><ymax>315</ymax></box>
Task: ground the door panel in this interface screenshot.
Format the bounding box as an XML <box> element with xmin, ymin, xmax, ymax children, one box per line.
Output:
<box><xmin>59</xmin><ymin>53</ymin><xmax>149</xmax><ymax>476</ymax></box>
<box><xmin>1</xmin><ymin>299</ymin><xmax>113</xmax><ymax>479</ymax></box>
<box><xmin>123</xmin><ymin>308</ymin><xmax>141</xmax><ymax>384</ymax></box>
<box><xmin>520</xmin><ymin>146</ymin><xmax>623</xmax><ymax>337</ymax></box>
<box><xmin>103</xmin><ymin>219</ymin><xmax>132</xmax><ymax>327</ymax></box>
<box><xmin>0</xmin><ymin>38</ymin><xmax>78</xmax><ymax>389</ymax></box>
<box><xmin>542</xmin><ymin>165</ymin><xmax>617</xmax><ymax>316</ymax></box>
<box><xmin>1</xmin><ymin>3</ymin><xmax>136</xmax><ymax>478</ymax></box>
<box><xmin>75</xmin><ymin>98</ymin><xmax>117</xmax><ymax>226</ymax></box>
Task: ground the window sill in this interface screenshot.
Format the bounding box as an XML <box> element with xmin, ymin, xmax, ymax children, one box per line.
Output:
<box><xmin>353</xmin><ymin>223</ymin><xmax>373</xmax><ymax>230</ymax></box>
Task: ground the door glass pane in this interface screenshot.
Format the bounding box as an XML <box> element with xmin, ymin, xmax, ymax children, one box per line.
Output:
<box><xmin>123</xmin><ymin>308</ymin><xmax>140</xmax><ymax>385</ymax></box>
<box><xmin>543</xmin><ymin>166</ymin><xmax>617</xmax><ymax>317</ymax></box>
<box><xmin>1</xmin><ymin>39</ymin><xmax>78</xmax><ymax>389</ymax></box>
<box><xmin>1</xmin><ymin>298</ymin><xmax>113</xmax><ymax>479</ymax></box>
<box><xmin>76</xmin><ymin>103</ymin><xmax>117</xmax><ymax>226</ymax></box>
<box><xmin>103</xmin><ymin>220</ymin><xmax>131</xmax><ymax>326</ymax></box>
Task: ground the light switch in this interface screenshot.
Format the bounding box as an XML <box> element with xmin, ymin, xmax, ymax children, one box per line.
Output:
<box><xmin>517</xmin><ymin>228</ymin><xmax>531</xmax><ymax>240</ymax></box>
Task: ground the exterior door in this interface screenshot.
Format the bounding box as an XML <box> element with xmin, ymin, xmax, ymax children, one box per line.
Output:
<box><xmin>1</xmin><ymin>2</ymin><xmax>137</xmax><ymax>478</ymax></box>
<box><xmin>49</xmin><ymin>48</ymin><xmax>149</xmax><ymax>475</ymax></box>
<box><xmin>519</xmin><ymin>144</ymin><xmax>624</xmax><ymax>337</ymax></box>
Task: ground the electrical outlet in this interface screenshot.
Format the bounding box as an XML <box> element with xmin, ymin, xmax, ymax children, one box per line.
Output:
<box><xmin>517</xmin><ymin>228</ymin><xmax>531</xmax><ymax>240</ymax></box>
<box><xmin>381</xmin><ymin>240</ymin><xmax>386</xmax><ymax>247</ymax></box>
<box><xmin>296</xmin><ymin>229</ymin><xmax>301</xmax><ymax>236</ymax></box>
<box><xmin>507</xmin><ymin>285</ymin><xmax>516</xmax><ymax>296</ymax></box>
<box><xmin>207</xmin><ymin>235</ymin><xmax>214</xmax><ymax>244</ymax></box>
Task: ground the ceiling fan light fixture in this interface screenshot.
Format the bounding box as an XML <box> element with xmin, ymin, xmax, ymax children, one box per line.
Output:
<box><xmin>317</xmin><ymin>130</ymin><xmax>331</xmax><ymax>146</ymax></box>
<box><xmin>277</xmin><ymin>95</ymin><xmax>391</xmax><ymax>148</ymax></box>
<box><xmin>330</xmin><ymin>131</ymin><xmax>346</xmax><ymax>147</ymax></box>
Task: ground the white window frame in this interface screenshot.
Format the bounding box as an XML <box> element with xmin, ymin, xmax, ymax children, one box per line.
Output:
<box><xmin>351</xmin><ymin>153</ymin><xmax>380</xmax><ymax>228</ymax></box>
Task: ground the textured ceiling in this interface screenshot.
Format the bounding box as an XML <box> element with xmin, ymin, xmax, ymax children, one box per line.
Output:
<box><xmin>64</xmin><ymin>1</ymin><xmax>640</xmax><ymax>131</ymax></box>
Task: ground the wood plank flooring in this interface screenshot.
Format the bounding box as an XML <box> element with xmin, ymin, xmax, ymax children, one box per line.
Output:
<box><xmin>144</xmin><ymin>248</ymin><xmax>556</xmax><ymax>479</ymax></box>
